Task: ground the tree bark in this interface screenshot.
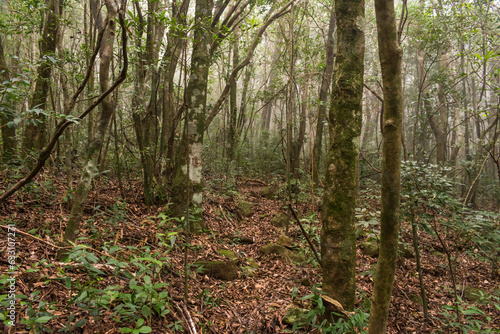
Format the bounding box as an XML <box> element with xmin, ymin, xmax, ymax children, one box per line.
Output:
<box><xmin>171</xmin><ymin>0</ymin><xmax>213</xmax><ymax>222</ymax></box>
<box><xmin>368</xmin><ymin>0</ymin><xmax>403</xmax><ymax>331</ymax></box>
<box><xmin>227</xmin><ymin>28</ymin><xmax>240</xmax><ymax>162</ymax></box>
<box><xmin>321</xmin><ymin>0</ymin><xmax>364</xmax><ymax>313</ymax></box>
<box><xmin>312</xmin><ymin>8</ymin><xmax>335</xmax><ymax>184</ymax></box>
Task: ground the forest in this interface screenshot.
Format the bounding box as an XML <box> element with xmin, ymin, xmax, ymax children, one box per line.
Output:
<box><xmin>0</xmin><ymin>0</ymin><xmax>499</xmax><ymax>332</ymax></box>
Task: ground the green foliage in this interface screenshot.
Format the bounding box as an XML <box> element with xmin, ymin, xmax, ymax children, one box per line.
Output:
<box><xmin>286</xmin><ymin>286</ymin><xmax>369</xmax><ymax>333</ymax></box>
<box><xmin>440</xmin><ymin>296</ymin><xmax>500</xmax><ymax>333</ymax></box>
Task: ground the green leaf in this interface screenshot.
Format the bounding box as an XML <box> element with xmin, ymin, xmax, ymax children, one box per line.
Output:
<box><xmin>119</xmin><ymin>328</ymin><xmax>133</xmax><ymax>333</ymax></box>
<box><xmin>138</xmin><ymin>326</ymin><xmax>152</xmax><ymax>333</ymax></box>
<box><xmin>35</xmin><ymin>316</ymin><xmax>53</xmax><ymax>323</ymax></box>
<box><xmin>65</xmin><ymin>276</ymin><xmax>71</xmax><ymax>289</ymax></box>
<box><xmin>142</xmin><ymin>305</ymin><xmax>151</xmax><ymax>317</ymax></box>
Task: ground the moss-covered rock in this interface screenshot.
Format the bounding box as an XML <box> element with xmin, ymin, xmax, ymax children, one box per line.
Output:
<box><xmin>193</xmin><ymin>261</ymin><xmax>238</xmax><ymax>281</ymax></box>
<box><xmin>272</xmin><ymin>212</ymin><xmax>290</xmax><ymax>228</ymax></box>
<box><xmin>262</xmin><ymin>185</ymin><xmax>278</xmax><ymax>199</ymax></box>
<box><xmin>277</xmin><ymin>235</ymin><xmax>294</xmax><ymax>247</ymax></box>
<box><xmin>360</xmin><ymin>240</ymin><xmax>379</xmax><ymax>257</ymax></box>
<box><xmin>238</xmin><ymin>200</ymin><xmax>253</xmax><ymax>217</ymax></box>
<box><xmin>260</xmin><ymin>243</ymin><xmax>305</xmax><ymax>264</ymax></box>
<box><xmin>217</xmin><ymin>249</ymin><xmax>238</xmax><ymax>260</ymax></box>
<box><xmin>232</xmin><ymin>235</ymin><xmax>254</xmax><ymax>244</ymax></box>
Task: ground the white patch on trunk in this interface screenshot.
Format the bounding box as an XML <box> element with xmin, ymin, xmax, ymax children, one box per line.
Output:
<box><xmin>192</xmin><ymin>192</ymin><xmax>202</xmax><ymax>205</ymax></box>
<box><xmin>189</xmin><ymin>142</ymin><xmax>203</xmax><ymax>183</ymax></box>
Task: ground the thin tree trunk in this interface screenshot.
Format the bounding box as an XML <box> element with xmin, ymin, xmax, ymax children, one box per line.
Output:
<box><xmin>227</xmin><ymin>28</ymin><xmax>240</xmax><ymax>162</ymax></box>
<box><xmin>368</xmin><ymin>0</ymin><xmax>403</xmax><ymax>331</ymax></box>
<box><xmin>59</xmin><ymin>0</ymin><xmax>118</xmax><ymax>255</ymax></box>
<box><xmin>312</xmin><ymin>8</ymin><xmax>335</xmax><ymax>184</ymax></box>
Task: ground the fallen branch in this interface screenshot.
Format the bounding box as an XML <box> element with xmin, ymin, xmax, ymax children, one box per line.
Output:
<box><xmin>288</xmin><ymin>204</ymin><xmax>321</xmax><ymax>267</ymax></box>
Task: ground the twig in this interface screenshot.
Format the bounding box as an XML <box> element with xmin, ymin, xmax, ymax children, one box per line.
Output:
<box><xmin>288</xmin><ymin>204</ymin><xmax>321</xmax><ymax>267</ymax></box>
<box><xmin>360</xmin><ymin>149</ymin><xmax>381</xmax><ymax>173</ymax></box>
<box><xmin>182</xmin><ymin>303</ymin><xmax>198</xmax><ymax>334</ymax></box>
<box><xmin>0</xmin><ymin>224</ymin><xmax>61</xmax><ymax>249</ymax></box>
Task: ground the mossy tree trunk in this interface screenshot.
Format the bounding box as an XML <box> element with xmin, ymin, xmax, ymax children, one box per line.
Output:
<box><xmin>321</xmin><ymin>0</ymin><xmax>364</xmax><ymax>313</ymax></box>
<box><xmin>22</xmin><ymin>0</ymin><xmax>62</xmax><ymax>161</ymax></box>
<box><xmin>368</xmin><ymin>0</ymin><xmax>403</xmax><ymax>331</ymax></box>
<box><xmin>227</xmin><ymin>28</ymin><xmax>240</xmax><ymax>162</ymax></box>
<box><xmin>58</xmin><ymin>0</ymin><xmax>118</xmax><ymax>256</ymax></box>
<box><xmin>171</xmin><ymin>0</ymin><xmax>212</xmax><ymax>221</ymax></box>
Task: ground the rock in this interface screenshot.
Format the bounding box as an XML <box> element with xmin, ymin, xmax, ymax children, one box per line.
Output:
<box><xmin>277</xmin><ymin>235</ymin><xmax>294</xmax><ymax>247</ymax></box>
<box><xmin>260</xmin><ymin>243</ymin><xmax>305</xmax><ymax>264</ymax></box>
<box><xmin>193</xmin><ymin>261</ymin><xmax>238</xmax><ymax>281</ymax></box>
<box><xmin>217</xmin><ymin>249</ymin><xmax>238</xmax><ymax>260</ymax></box>
<box><xmin>238</xmin><ymin>200</ymin><xmax>253</xmax><ymax>217</ymax></box>
<box><xmin>283</xmin><ymin>305</ymin><xmax>311</xmax><ymax>327</ymax></box>
<box><xmin>272</xmin><ymin>212</ymin><xmax>290</xmax><ymax>228</ymax></box>
<box><xmin>360</xmin><ymin>240</ymin><xmax>379</xmax><ymax>257</ymax></box>
<box><xmin>459</xmin><ymin>285</ymin><xmax>491</xmax><ymax>302</ymax></box>
<box><xmin>261</xmin><ymin>186</ymin><xmax>277</xmax><ymax>199</ymax></box>
<box><xmin>398</xmin><ymin>242</ymin><xmax>415</xmax><ymax>259</ymax></box>
<box><xmin>232</xmin><ymin>235</ymin><xmax>254</xmax><ymax>244</ymax></box>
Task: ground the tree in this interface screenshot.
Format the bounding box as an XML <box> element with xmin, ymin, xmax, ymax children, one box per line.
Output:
<box><xmin>312</xmin><ymin>6</ymin><xmax>335</xmax><ymax>184</ymax></box>
<box><xmin>59</xmin><ymin>0</ymin><xmax>122</xmax><ymax>255</ymax></box>
<box><xmin>321</xmin><ymin>0</ymin><xmax>365</xmax><ymax>313</ymax></box>
<box><xmin>368</xmin><ymin>0</ymin><xmax>403</xmax><ymax>331</ymax></box>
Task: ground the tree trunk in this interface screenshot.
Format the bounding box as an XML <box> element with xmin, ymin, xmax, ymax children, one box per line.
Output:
<box><xmin>321</xmin><ymin>0</ymin><xmax>365</xmax><ymax>313</ymax></box>
<box><xmin>368</xmin><ymin>0</ymin><xmax>403</xmax><ymax>331</ymax></box>
<box><xmin>227</xmin><ymin>28</ymin><xmax>240</xmax><ymax>162</ymax></box>
<box><xmin>161</xmin><ymin>0</ymin><xmax>190</xmax><ymax>187</ymax></box>
<box><xmin>59</xmin><ymin>0</ymin><xmax>118</xmax><ymax>255</ymax></box>
<box><xmin>313</xmin><ymin>8</ymin><xmax>335</xmax><ymax>184</ymax></box>
<box><xmin>171</xmin><ymin>0</ymin><xmax>213</xmax><ymax>223</ymax></box>
<box><xmin>132</xmin><ymin>0</ymin><xmax>161</xmax><ymax>206</ymax></box>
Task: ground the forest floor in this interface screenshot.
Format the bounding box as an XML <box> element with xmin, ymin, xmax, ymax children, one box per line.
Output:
<box><xmin>0</xmin><ymin>170</ymin><xmax>499</xmax><ymax>333</ymax></box>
